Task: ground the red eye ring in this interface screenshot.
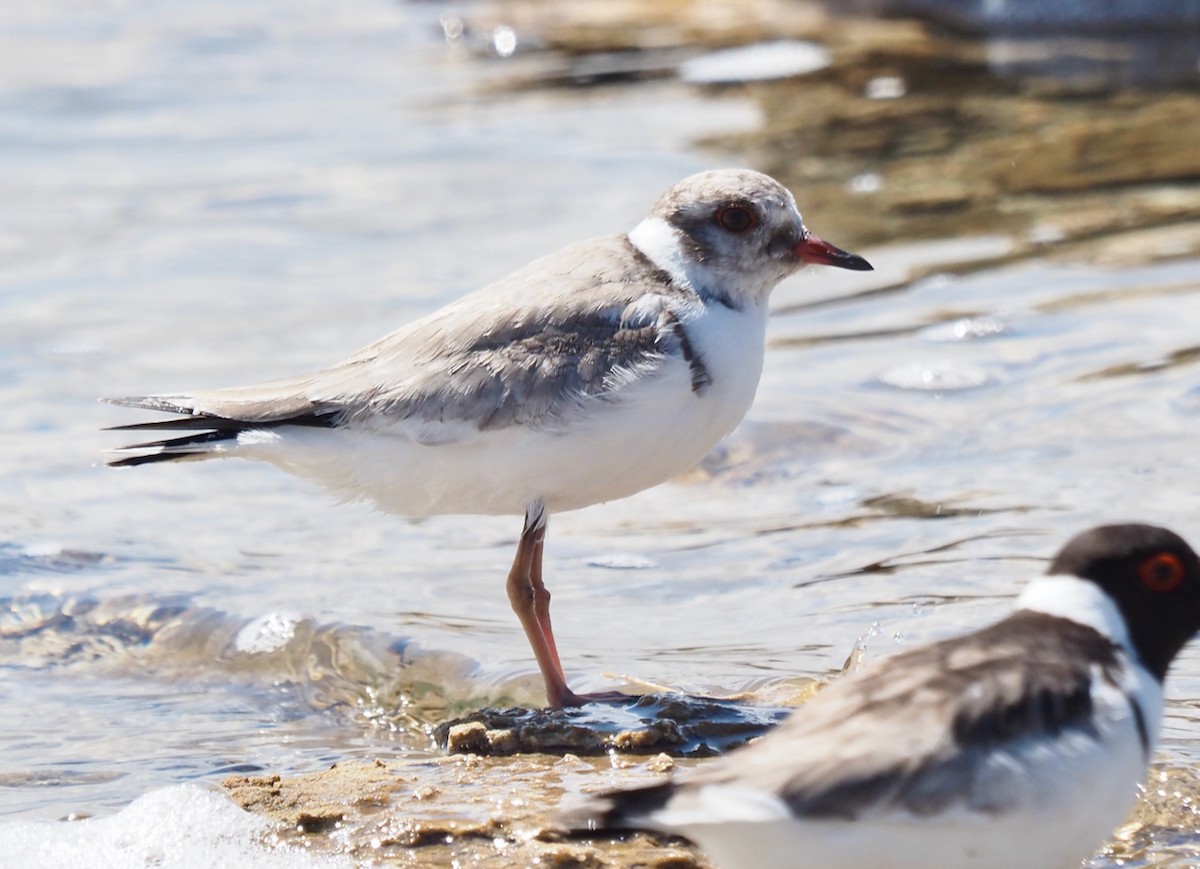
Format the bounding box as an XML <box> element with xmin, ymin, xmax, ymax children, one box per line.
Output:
<box><xmin>716</xmin><ymin>204</ymin><xmax>757</xmax><ymax>233</ymax></box>
<box><xmin>1138</xmin><ymin>552</ymin><xmax>1185</xmax><ymax>592</ymax></box>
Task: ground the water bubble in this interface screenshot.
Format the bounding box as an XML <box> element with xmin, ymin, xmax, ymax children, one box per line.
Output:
<box><xmin>877</xmin><ymin>361</ymin><xmax>994</xmax><ymax>392</ymax></box>
<box><xmin>439</xmin><ymin>15</ymin><xmax>463</xmax><ymax>43</ymax></box>
<box><xmin>865</xmin><ymin>76</ymin><xmax>906</xmax><ymax>99</ymax></box>
<box><xmin>920</xmin><ymin>316</ymin><xmax>1007</xmax><ymax>343</ymax></box>
<box><xmin>850</xmin><ymin>173</ymin><xmax>882</xmax><ymax>194</ymax></box>
<box><xmin>492</xmin><ymin>26</ymin><xmax>517</xmax><ymax>58</ymax></box>
<box><xmin>586</xmin><ymin>554</ymin><xmax>657</xmax><ymax>570</ymax></box>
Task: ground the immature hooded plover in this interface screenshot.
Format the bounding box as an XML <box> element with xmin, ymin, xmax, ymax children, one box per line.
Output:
<box><xmin>105</xmin><ymin>169</ymin><xmax>872</xmax><ymax>707</ymax></box>
<box><xmin>572</xmin><ymin>524</ymin><xmax>1200</xmax><ymax>868</ymax></box>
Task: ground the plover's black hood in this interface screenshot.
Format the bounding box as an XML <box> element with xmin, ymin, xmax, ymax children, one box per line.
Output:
<box><xmin>1047</xmin><ymin>524</ymin><xmax>1200</xmax><ymax>681</ymax></box>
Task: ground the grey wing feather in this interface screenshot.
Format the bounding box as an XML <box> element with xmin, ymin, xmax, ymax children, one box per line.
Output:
<box><xmin>106</xmin><ymin>235</ymin><xmax>693</xmax><ymax>437</ymax></box>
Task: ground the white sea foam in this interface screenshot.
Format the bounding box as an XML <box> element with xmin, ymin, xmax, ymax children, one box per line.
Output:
<box><xmin>0</xmin><ymin>785</ymin><xmax>347</xmax><ymax>869</ymax></box>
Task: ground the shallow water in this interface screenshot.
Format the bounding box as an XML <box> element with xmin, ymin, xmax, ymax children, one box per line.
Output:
<box><xmin>3</xmin><ymin>0</ymin><xmax>1200</xmax><ymax>865</ymax></box>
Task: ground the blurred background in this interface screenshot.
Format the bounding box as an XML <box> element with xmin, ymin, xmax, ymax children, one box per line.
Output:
<box><xmin>2</xmin><ymin>0</ymin><xmax>1200</xmax><ymax>865</ymax></box>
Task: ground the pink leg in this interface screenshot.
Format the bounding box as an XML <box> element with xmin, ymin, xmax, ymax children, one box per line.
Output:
<box><xmin>507</xmin><ymin>505</ymin><xmax>575</xmax><ymax>707</ymax></box>
<box><xmin>507</xmin><ymin>505</ymin><xmax>631</xmax><ymax>708</ymax></box>
<box><xmin>527</xmin><ymin>517</ymin><xmax>566</xmax><ymax>676</ymax></box>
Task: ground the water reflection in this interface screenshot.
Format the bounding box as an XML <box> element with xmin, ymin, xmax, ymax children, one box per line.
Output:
<box><xmin>860</xmin><ymin>0</ymin><xmax>1200</xmax><ymax>88</ymax></box>
<box><xmin>985</xmin><ymin>34</ymin><xmax>1200</xmax><ymax>90</ymax></box>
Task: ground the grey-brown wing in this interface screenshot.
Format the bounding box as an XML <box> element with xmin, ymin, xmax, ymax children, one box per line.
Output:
<box><xmin>342</xmin><ymin>296</ymin><xmax>681</xmax><ymax>433</ymax></box>
<box><xmin>107</xmin><ymin>235</ymin><xmax>698</xmax><ymax>438</ymax></box>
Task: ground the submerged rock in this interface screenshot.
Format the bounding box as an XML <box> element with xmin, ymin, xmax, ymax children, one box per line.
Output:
<box><xmin>435</xmin><ymin>693</ymin><xmax>793</xmax><ymax>757</ymax></box>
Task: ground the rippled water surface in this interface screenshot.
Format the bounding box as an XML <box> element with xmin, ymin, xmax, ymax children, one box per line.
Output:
<box><xmin>3</xmin><ymin>0</ymin><xmax>1200</xmax><ymax>864</ymax></box>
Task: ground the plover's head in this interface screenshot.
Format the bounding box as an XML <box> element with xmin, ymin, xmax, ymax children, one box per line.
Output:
<box><xmin>1048</xmin><ymin>523</ymin><xmax>1200</xmax><ymax>680</ymax></box>
<box><xmin>629</xmin><ymin>168</ymin><xmax>871</xmax><ymax>307</ymax></box>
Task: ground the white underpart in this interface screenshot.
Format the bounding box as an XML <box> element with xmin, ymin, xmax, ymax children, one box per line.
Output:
<box><xmin>633</xmin><ymin>574</ymin><xmax>1164</xmax><ymax>869</ymax></box>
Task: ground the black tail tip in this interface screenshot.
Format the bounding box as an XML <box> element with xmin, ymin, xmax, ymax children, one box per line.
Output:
<box><xmin>107</xmin><ymin>450</ymin><xmax>203</xmax><ymax>468</ymax></box>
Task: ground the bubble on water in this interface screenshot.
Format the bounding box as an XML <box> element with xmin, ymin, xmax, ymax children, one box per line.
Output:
<box><xmin>439</xmin><ymin>15</ymin><xmax>463</xmax><ymax>44</ymax></box>
<box><xmin>877</xmin><ymin>361</ymin><xmax>994</xmax><ymax>392</ymax></box>
<box><xmin>865</xmin><ymin>75</ymin><xmax>906</xmax><ymax>99</ymax></box>
<box><xmin>492</xmin><ymin>26</ymin><xmax>517</xmax><ymax>58</ymax></box>
<box><xmin>919</xmin><ymin>316</ymin><xmax>1007</xmax><ymax>343</ymax></box>
<box><xmin>586</xmin><ymin>554</ymin><xmax>657</xmax><ymax>570</ymax></box>
<box><xmin>849</xmin><ymin>173</ymin><xmax>882</xmax><ymax>194</ymax></box>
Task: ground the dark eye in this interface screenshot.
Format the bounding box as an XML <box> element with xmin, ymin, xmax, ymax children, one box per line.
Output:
<box><xmin>716</xmin><ymin>205</ymin><xmax>757</xmax><ymax>233</ymax></box>
<box><xmin>1138</xmin><ymin>552</ymin><xmax>1185</xmax><ymax>592</ymax></box>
